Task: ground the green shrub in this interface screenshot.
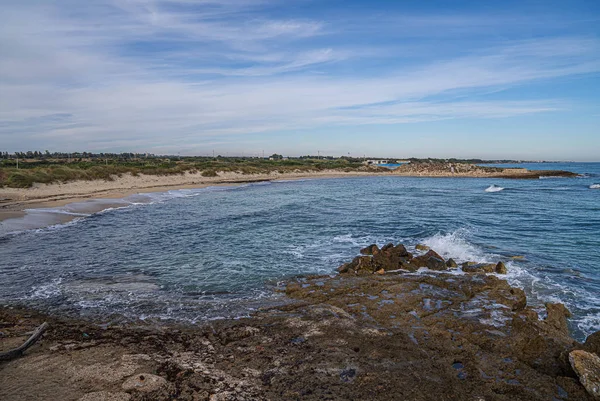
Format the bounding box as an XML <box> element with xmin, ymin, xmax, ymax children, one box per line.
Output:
<box><xmin>201</xmin><ymin>169</ymin><xmax>218</xmax><ymax>177</ymax></box>
<box><xmin>6</xmin><ymin>172</ymin><xmax>36</xmax><ymax>188</ymax></box>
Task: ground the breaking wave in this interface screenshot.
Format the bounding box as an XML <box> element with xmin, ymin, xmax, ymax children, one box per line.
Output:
<box><xmin>485</xmin><ymin>185</ymin><xmax>504</xmax><ymax>192</ymax></box>
<box><xmin>421</xmin><ymin>230</ymin><xmax>490</xmax><ymax>263</ymax></box>
<box><xmin>590</xmin><ymin>184</ymin><xmax>600</xmax><ymax>189</ymax></box>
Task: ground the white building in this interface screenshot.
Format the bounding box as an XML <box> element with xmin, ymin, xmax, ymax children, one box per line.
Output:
<box><xmin>363</xmin><ymin>159</ymin><xmax>389</xmax><ymax>165</ymax></box>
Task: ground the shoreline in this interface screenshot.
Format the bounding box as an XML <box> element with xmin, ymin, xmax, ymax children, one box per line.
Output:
<box><xmin>1</xmin><ymin>243</ymin><xmax>599</xmax><ymax>400</ymax></box>
<box><xmin>0</xmin><ymin>171</ymin><xmax>387</xmax><ymax>222</ymax></box>
<box><xmin>0</xmin><ymin>166</ymin><xmax>579</xmax><ymax>222</ymax></box>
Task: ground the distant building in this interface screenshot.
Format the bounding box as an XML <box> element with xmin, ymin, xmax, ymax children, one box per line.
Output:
<box><xmin>363</xmin><ymin>159</ymin><xmax>389</xmax><ymax>165</ymax></box>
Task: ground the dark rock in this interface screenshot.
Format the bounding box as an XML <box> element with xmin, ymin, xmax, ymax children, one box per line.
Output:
<box><xmin>290</xmin><ymin>337</ymin><xmax>306</xmax><ymax>345</ymax></box>
<box><xmin>392</xmin><ymin>244</ymin><xmax>410</xmax><ymax>258</ymax></box>
<box><xmin>446</xmin><ymin>258</ymin><xmax>458</xmax><ymax>268</ymax></box>
<box><xmin>399</xmin><ymin>258</ymin><xmax>419</xmax><ymax>272</ymax></box>
<box><xmin>360</xmin><ymin>244</ymin><xmax>379</xmax><ymax>256</ymax></box>
<box><xmin>583</xmin><ymin>331</ymin><xmax>600</xmax><ymax>356</ymax></box>
<box><xmin>338</xmin><ymin>256</ymin><xmax>376</xmax><ymax>275</ymax></box>
<box><xmin>462</xmin><ymin>263</ymin><xmax>496</xmax><ymax>273</ymax></box>
<box><xmin>426</xmin><ymin>256</ymin><xmax>446</xmax><ymax>271</ymax></box>
<box><xmin>381</xmin><ymin>243</ymin><xmax>394</xmax><ymax>252</ymax></box>
<box><xmin>495</xmin><ymin>261</ymin><xmax>508</xmax><ymax>274</ymax></box>
<box><xmin>339</xmin><ymin>368</ymin><xmax>356</xmax><ymax>383</ymax></box>
<box><xmin>337</xmin><ymin>263</ymin><xmax>351</xmax><ymax>274</ymax></box>
<box><xmin>412</xmin><ymin>250</ymin><xmax>446</xmax><ymax>270</ymax></box>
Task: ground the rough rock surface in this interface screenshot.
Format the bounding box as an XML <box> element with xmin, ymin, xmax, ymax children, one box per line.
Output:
<box><xmin>122</xmin><ymin>373</ymin><xmax>168</xmax><ymax>393</ymax></box>
<box><xmin>569</xmin><ymin>350</ymin><xmax>600</xmax><ymax>399</ymax></box>
<box><xmin>80</xmin><ymin>391</ymin><xmax>132</xmax><ymax>401</ymax></box>
<box><xmin>1</xmin><ymin>243</ymin><xmax>598</xmax><ymax>401</ymax></box>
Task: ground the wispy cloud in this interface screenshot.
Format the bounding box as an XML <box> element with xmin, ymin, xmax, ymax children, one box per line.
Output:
<box><xmin>0</xmin><ymin>0</ymin><xmax>599</xmax><ymax>155</ymax></box>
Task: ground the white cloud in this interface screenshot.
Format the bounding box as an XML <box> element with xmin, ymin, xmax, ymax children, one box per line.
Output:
<box><xmin>0</xmin><ymin>0</ymin><xmax>599</xmax><ymax>154</ymax></box>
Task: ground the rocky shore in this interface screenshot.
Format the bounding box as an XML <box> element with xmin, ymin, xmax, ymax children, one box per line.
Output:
<box><xmin>2</xmin><ymin>244</ymin><xmax>599</xmax><ymax>400</ymax></box>
<box><xmin>392</xmin><ymin>161</ymin><xmax>578</xmax><ymax>178</ymax></box>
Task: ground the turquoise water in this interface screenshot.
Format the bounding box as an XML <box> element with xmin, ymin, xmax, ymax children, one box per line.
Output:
<box><xmin>1</xmin><ymin>163</ymin><xmax>599</xmax><ymax>339</ymax></box>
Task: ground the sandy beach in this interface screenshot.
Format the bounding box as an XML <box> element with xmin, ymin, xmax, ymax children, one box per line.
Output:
<box><xmin>0</xmin><ymin>165</ymin><xmax>577</xmax><ymax>223</ymax></box>
<box><xmin>0</xmin><ymin>170</ymin><xmax>390</xmax><ymax>222</ymax></box>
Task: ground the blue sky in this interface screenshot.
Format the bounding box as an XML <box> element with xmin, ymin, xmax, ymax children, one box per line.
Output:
<box><xmin>1</xmin><ymin>0</ymin><xmax>599</xmax><ymax>160</ymax></box>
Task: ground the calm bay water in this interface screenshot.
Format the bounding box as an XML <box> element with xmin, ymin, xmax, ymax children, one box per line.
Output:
<box><xmin>1</xmin><ymin>162</ymin><xmax>599</xmax><ymax>339</ymax></box>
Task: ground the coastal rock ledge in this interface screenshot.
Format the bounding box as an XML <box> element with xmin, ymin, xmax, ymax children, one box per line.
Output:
<box><xmin>1</xmin><ymin>244</ymin><xmax>600</xmax><ymax>400</ymax></box>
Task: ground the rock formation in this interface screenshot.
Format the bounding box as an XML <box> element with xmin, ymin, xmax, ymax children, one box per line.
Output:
<box><xmin>1</xmin><ymin>243</ymin><xmax>599</xmax><ymax>400</ymax></box>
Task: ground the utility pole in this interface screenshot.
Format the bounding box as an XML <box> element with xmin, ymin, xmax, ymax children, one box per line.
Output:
<box><xmin>16</xmin><ymin>157</ymin><xmax>19</xmax><ymax>169</ymax></box>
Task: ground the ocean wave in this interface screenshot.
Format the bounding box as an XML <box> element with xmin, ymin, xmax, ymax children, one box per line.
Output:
<box><xmin>273</xmin><ymin>179</ymin><xmax>311</xmax><ymax>183</ymax></box>
<box><xmin>26</xmin><ymin>208</ymin><xmax>91</xmax><ymax>217</ymax></box>
<box><xmin>1</xmin><ymin>185</ymin><xmax>249</xmax><ymax>237</ymax></box>
<box><xmin>421</xmin><ymin>229</ymin><xmax>491</xmax><ymax>263</ymax></box>
<box><xmin>485</xmin><ymin>185</ymin><xmax>504</xmax><ymax>192</ymax></box>
<box><xmin>590</xmin><ymin>184</ymin><xmax>600</xmax><ymax>189</ymax></box>
<box><xmin>539</xmin><ymin>176</ymin><xmax>567</xmax><ymax>180</ymax></box>
<box><xmin>28</xmin><ymin>278</ymin><xmax>63</xmax><ymax>299</ymax></box>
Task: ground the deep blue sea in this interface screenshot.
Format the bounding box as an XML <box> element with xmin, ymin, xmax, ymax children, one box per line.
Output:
<box><xmin>1</xmin><ymin>162</ymin><xmax>599</xmax><ymax>340</ymax></box>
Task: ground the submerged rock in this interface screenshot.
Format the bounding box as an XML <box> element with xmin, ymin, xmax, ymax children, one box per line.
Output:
<box><xmin>569</xmin><ymin>350</ymin><xmax>600</xmax><ymax>399</ymax></box>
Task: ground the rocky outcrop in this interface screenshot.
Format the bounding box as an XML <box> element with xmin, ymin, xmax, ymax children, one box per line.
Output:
<box><xmin>392</xmin><ymin>161</ymin><xmax>578</xmax><ymax>179</ymax></box>
<box><xmin>284</xmin><ymin>265</ymin><xmax>596</xmax><ymax>400</ymax></box>
<box><xmin>339</xmin><ymin>243</ymin><xmax>509</xmax><ymax>276</ymax></box>
<box><xmin>495</xmin><ymin>261</ymin><xmax>508</xmax><ymax>274</ymax></box>
<box><xmin>339</xmin><ymin>243</ymin><xmax>415</xmax><ymax>274</ymax></box>
<box><xmin>1</xmin><ymin>244</ymin><xmax>598</xmax><ymax>401</ymax></box>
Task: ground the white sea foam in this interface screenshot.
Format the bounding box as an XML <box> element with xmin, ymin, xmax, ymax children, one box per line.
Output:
<box><xmin>29</xmin><ymin>278</ymin><xmax>63</xmax><ymax>299</ymax></box>
<box><xmin>590</xmin><ymin>184</ymin><xmax>600</xmax><ymax>189</ymax></box>
<box><xmin>421</xmin><ymin>230</ymin><xmax>491</xmax><ymax>263</ymax></box>
<box><xmin>485</xmin><ymin>185</ymin><xmax>504</xmax><ymax>192</ymax></box>
<box><xmin>273</xmin><ymin>179</ymin><xmax>311</xmax><ymax>183</ymax></box>
<box><xmin>576</xmin><ymin>315</ymin><xmax>600</xmax><ymax>337</ymax></box>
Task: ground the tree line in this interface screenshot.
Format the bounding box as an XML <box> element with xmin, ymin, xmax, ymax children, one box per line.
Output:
<box><xmin>0</xmin><ymin>151</ymin><xmax>155</xmax><ymax>160</ymax></box>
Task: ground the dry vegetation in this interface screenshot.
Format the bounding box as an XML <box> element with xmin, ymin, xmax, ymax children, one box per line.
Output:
<box><xmin>0</xmin><ymin>157</ymin><xmax>380</xmax><ymax>188</ymax></box>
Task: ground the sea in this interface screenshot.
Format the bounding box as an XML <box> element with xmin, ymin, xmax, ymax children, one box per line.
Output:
<box><xmin>0</xmin><ymin>162</ymin><xmax>599</xmax><ymax>340</ymax></box>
